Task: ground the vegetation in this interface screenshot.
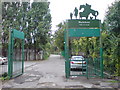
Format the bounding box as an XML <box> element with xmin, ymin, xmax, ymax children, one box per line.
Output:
<box><xmin>103</xmin><ymin>0</ymin><xmax>120</xmax><ymax>76</ymax></box>
<box><xmin>54</xmin><ymin>1</ymin><xmax>120</xmax><ymax>76</ymax></box>
<box><xmin>54</xmin><ymin>22</ymin><xmax>66</xmax><ymax>51</ymax></box>
<box><xmin>2</xmin><ymin>1</ymin><xmax>52</xmax><ymax>60</ymax></box>
<box><xmin>0</xmin><ymin>72</ymin><xmax>10</xmax><ymax>81</ymax></box>
<box><xmin>52</xmin><ymin>22</ymin><xmax>66</xmax><ymax>55</ymax></box>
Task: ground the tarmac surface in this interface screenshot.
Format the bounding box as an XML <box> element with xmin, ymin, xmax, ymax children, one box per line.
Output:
<box><xmin>1</xmin><ymin>54</ymin><xmax>120</xmax><ymax>89</ymax></box>
<box><xmin>0</xmin><ymin>60</ymin><xmax>39</xmax><ymax>75</ymax></box>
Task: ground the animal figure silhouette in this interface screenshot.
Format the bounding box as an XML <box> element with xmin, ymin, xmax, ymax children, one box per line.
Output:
<box><xmin>79</xmin><ymin>3</ymin><xmax>99</xmax><ymax>19</ymax></box>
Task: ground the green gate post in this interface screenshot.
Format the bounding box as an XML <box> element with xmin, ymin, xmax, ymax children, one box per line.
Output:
<box><xmin>100</xmin><ymin>35</ymin><xmax>104</xmax><ymax>78</ymax></box>
<box><xmin>8</xmin><ymin>30</ymin><xmax>12</xmax><ymax>78</ymax></box>
<box><xmin>8</xmin><ymin>30</ymin><xmax>14</xmax><ymax>78</ymax></box>
<box><xmin>22</xmin><ymin>39</ymin><xmax>24</xmax><ymax>73</ymax></box>
<box><xmin>100</xmin><ymin>47</ymin><xmax>103</xmax><ymax>78</ymax></box>
<box><xmin>86</xmin><ymin>58</ymin><xmax>88</xmax><ymax>79</ymax></box>
<box><xmin>65</xmin><ymin>28</ymin><xmax>70</xmax><ymax>78</ymax></box>
<box><xmin>9</xmin><ymin>29</ymin><xmax>14</xmax><ymax>78</ymax></box>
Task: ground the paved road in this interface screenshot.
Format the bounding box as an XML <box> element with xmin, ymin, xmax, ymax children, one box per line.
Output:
<box><xmin>0</xmin><ymin>60</ymin><xmax>40</xmax><ymax>75</ymax></box>
<box><xmin>1</xmin><ymin>54</ymin><xmax>119</xmax><ymax>89</ymax></box>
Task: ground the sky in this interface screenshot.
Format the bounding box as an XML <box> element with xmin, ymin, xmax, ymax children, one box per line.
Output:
<box><xmin>48</xmin><ymin>0</ymin><xmax>116</xmax><ymax>32</ymax></box>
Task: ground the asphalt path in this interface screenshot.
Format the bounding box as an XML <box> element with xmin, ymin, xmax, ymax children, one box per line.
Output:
<box><xmin>1</xmin><ymin>54</ymin><xmax>119</xmax><ymax>89</ymax></box>
<box><xmin>0</xmin><ymin>60</ymin><xmax>40</xmax><ymax>75</ymax></box>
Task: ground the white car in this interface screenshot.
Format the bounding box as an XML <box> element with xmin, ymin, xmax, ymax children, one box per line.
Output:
<box><xmin>0</xmin><ymin>57</ymin><xmax>8</xmax><ymax>65</ymax></box>
<box><xmin>70</xmin><ymin>56</ymin><xmax>86</xmax><ymax>70</ymax></box>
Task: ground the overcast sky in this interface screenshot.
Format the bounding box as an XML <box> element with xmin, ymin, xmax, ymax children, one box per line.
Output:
<box><xmin>48</xmin><ymin>0</ymin><xmax>116</xmax><ymax>31</ymax></box>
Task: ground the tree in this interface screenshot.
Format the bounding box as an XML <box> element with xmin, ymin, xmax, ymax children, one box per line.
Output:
<box><xmin>2</xmin><ymin>2</ymin><xmax>23</xmax><ymax>57</ymax></box>
<box><xmin>54</xmin><ymin>22</ymin><xmax>66</xmax><ymax>51</ymax></box>
<box><xmin>103</xmin><ymin>0</ymin><xmax>120</xmax><ymax>76</ymax></box>
<box><xmin>2</xmin><ymin>1</ymin><xmax>52</xmax><ymax>60</ymax></box>
<box><xmin>30</xmin><ymin>2</ymin><xmax>51</xmax><ymax>60</ymax></box>
<box><xmin>105</xmin><ymin>1</ymin><xmax>120</xmax><ymax>35</ymax></box>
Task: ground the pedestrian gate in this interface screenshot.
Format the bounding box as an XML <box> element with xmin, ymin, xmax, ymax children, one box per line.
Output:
<box><xmin>64</xmin><ymin>19</ymin><xmax>103</xmax><ymax>78</ymax></box>
<box><xmin>8</xmin><ymin>29</ymin><xmax>24</xmax><ymax>78</ymax></box>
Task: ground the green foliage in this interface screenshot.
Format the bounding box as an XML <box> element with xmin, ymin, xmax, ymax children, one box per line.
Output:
<box><xmin>0</xmin><ymin>76</ymin><xmax>10</xmax><ymax>81</ymax></box>
<box><xmin>102</xmin><ymin>32</ymin><xmax>120</xmax><ymax>76</ymax></box>
<box><xmin>2</xmin><ymin>72</ymin><xmax>8</xmax><ymax>77</ymax></box>
<box><xmin>106</xmin><ymin>80</ymin><xmax>120</xmax><ymax>83</ymax></box>
<box><xmin>43</xmin><ymin>50</ymin><xmax>50</xmax><ymax>60</ymax></box>
<box><xmin>0</xmin><ymin>72</ymin><xmax>10</xmax><ymax>81</ymax></box>
<box><xmin>70</xmin><ymin>37</ymin><xmax>99</xmax><ymax>58</ymax></box>
<box><xmin>105</xmin><ymin>1</ymin><xmax>120</xmax><ymax>34</ymax></box>
<box><xmin>103</xmin><ymin>0</ymin><xmax>120</xmax><ymax>76</ymax></box>
<box><xmin>2</xmin><ymin>1</ymin><xmax>52</xmax><ymax>60</ymax></box>
<box><xmin>43</xmin><ymin>42</ymin><xmax>51</xmax><ymax>59</ymax></box>
<box><xmin>54</xmin><ymin>22</ymin><xmax>66</xmax><ymax>51</ymax></box>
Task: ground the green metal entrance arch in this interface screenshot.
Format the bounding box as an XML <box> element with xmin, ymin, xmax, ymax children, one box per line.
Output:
<box><xmin>8</xmin><ymin>29</ymin><xmax>24</xmax><ymax>78</ymax></box>
<box><xmin>64</xmin><ymin>19</ymin><xmax>103</xmax><ymax>78</ymax></box>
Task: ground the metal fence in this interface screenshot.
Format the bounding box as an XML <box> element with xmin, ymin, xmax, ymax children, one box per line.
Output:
<box><xmin>69</xmin><ymin>58</ymin><xmax>101</xmax><ymax>78</ymax></box>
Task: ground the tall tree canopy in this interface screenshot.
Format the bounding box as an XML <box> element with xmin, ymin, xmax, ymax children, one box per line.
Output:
<box><xmin>103</xmin><ymin>0</ymin><xmax>120</xmax><ymax>76</ymax></box>
<box><xmin>2</xmin><ymin>1</ymin><xmax>52</xmax><ymax>60</ymax></box>
<box><xmin>105</xmin><ymin>1</ymin><xmax>120</xmax><ymax>35</ymax></box>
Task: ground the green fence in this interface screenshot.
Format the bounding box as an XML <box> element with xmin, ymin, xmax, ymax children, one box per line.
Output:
<box><xmin>86</xmin><ymin>58</ymin><xmax>101</xmax><ymax>78</ymax></box>
<box><xmin>65</xmin><ymin>58</ymin><xmax>101</xmax><ymax>78</ymax></box>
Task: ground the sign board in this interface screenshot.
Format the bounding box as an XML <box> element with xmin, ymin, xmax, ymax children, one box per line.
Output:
<box><xmin>12</xmin><ymin>29</ymin><xmax>24</xmax><ymax>39</ymax></box>
<box><xmin>68</xmin><ymin>29</ymin><xmax>100</xmax><ymax>37</ymax></box>
<box><xmin>67</xmin><ymin>19</ymin><xmax>101</xmax><ymax>29</ymax></box>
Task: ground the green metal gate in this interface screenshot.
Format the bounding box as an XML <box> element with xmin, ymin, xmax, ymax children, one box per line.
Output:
<box><xmin>64</xmin><ymin>19</ymin><xmax>103</xmax><ymax>78</ymax></box>
<box><xmin>86</xmin><ymin>58</ymin><xmax>101</xmax><ymax>78</ymax></box>
<box><xmin>8</xmin><ymin>29</ymin><xmax>24</xmax><ymax>78</ymax></box>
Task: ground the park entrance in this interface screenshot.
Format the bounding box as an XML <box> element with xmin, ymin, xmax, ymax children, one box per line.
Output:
<box><xmin>64</xmin><ymin>19</ymin><xmax>103</xmax><ymax>78</ymax></box>
<box><xmin>8</xmin><ymin>29</ymin><xmax>24</xmax><ymax>78</ymax></box>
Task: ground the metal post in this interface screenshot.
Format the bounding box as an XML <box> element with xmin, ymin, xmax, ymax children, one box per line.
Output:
<box><xmin>100</xmin><ymin>35</ymin><xmax>104</xmax><ymax>78</ymax></box>
<box><xmin>65</xmin><ymin>28</ymin><xmax>70</xmax><ymax>78</ymax></box>
<box><xmin>8</xmin><ymin>30</ymin><xmax>11</xmax><ymax>77</ymax></box>
<box><xmin>8</xmin><ymin>29</ymin><xmax>14</xmax><ymax>78</ymax></box>
<box><xmin>22</xmin><ymin>39</ymin><xmax>24</xmax><ymax>73</ymax></box>
<box><xmin>11</xmin><ymin>30</ymin><xmax>14</xmax><ymax>77</ymax></box>
<box><xmin>64</xmin><ymin>29</ymin><xmax>67</xmax><ymax>78</ymax></box>
<box><xmin>86</xmin><ymin>58</ymin><xmax>88</xmax><ymax>79</ymax></box>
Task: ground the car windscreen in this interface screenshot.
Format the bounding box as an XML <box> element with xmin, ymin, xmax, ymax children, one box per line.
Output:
<box><xmin>71</xmin><ymin>57</ymin><xmax>84</xmax><ymax>60</ymax></box>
